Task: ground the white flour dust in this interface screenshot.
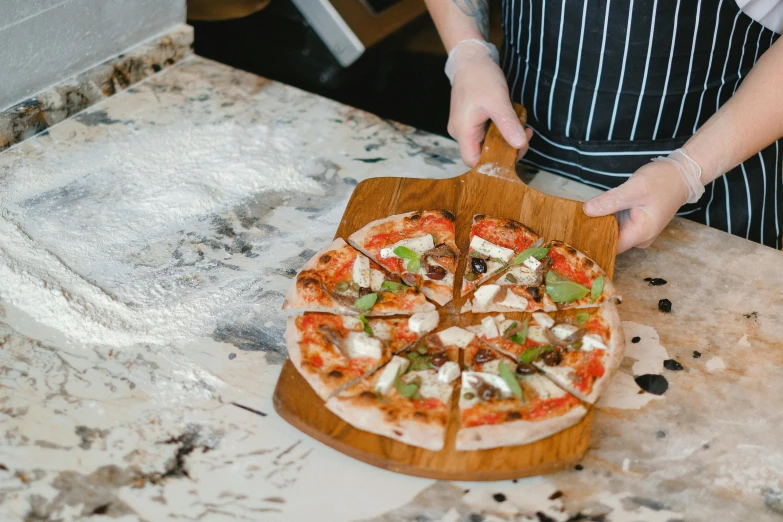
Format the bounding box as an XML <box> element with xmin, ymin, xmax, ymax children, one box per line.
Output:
<box><xmin>0</xmin><ymin>120</ymin><xmax>334</xmax><ymax>348</ymax></box>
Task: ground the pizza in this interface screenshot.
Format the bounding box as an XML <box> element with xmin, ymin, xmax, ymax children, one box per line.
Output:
<box><xmin>456</xmin><ymin>341</ymin><xmax>587</xmax><ymax>450</ymax></box>
<box><xmin>283</xmin><ymin>238</ymin><xmax>436</xmax><ymax>316</ymax></box>
<box><xmin>348</xmin><ymin>210</ymin><xmax>460</xmax><ymax>306</ymax></box>
<box><xmin>544</xmin><ymin>240</ymin><xmax>621</xmax><ymax>309</ymax></box>
<box><xmin>468</xmin><ymin>307</ymin><xmax>623</xmax><ymax>403</ymax></box>
<box><xmin>326</xmin><ymin>326</ymin><xmax>467</xmax><ymax>450</ymax></box>
<box><xmin>460</xmin><ymin>215</ymin><xmax>543</xmax><ymax>297</ymax></box>
<box><xmin>286</xmin><ymin>311</ymin><xmax>440</xmax><ymax>400</ymax></box>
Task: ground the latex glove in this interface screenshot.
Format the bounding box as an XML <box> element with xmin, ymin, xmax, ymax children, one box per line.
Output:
<box><xmin>445</xmin><ymin>39</ymin><xmax>532</xmax><ymax>167</ymax></box>
<box><xmin>582</xmin><ymin>160</ymin><xmax>694</xmax><ymax>253</ymax></box>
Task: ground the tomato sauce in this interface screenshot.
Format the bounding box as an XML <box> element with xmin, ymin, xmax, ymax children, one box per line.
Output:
<box><xmin>549</xmin><ymin>250</ymin><xmax>591</xmax><ymax>287</ymax></box>
<box><xmin>416</xmin><ymin>398</ymin><xmax>443</xmax><ymax>409</ymax></box>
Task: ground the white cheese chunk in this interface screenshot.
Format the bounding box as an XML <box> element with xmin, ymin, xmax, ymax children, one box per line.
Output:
<box><xmin>480</xmin><ymin>316</ymin><xmax>500</xmax><ymax>339</ymax></box>
<box><xmin>500</xmin><ymin>266</ymin><xmax>540</xmax><ymax>286</ymax></box>
<box><xmin>369</xmin><ymin>268</ymin><xmax>386</xmax><ymax>292</ymax></box>
<box><xmin>473</xmin><ymin>284</ymin><xmax>501</xmax><ymax>309</ymax></box>
<box><xmin>469</xmin><ymin>236</ymin><xmax>514</xmax><ymax>262</ymax></box>
<box><xmin>436</xmin><ymin>326</ymin><xmax>476</xmax><ymax>348</ymax></box>
<box><xmin>380</xmin><ymin>234</ymin><xmax>435</xmax><ymax>259</ymax></box>
<box><xmin>352</xmin><ymin>254</ymin><xmax>370</xmax><ymax>288</ymax></box>
<box><xmin>532</xmin><ymin>312</ymin><xmax>555</xmax><ymax>329</ymax></box>
<box><xmin>408</xmin><ymin>311</ymin><xmax>440</xmax><ymax>335</ymax></box>
<box><xmin>437</xmin><ymin>361</ymin><xmax>461</xmax><ymax>384</ymax></box>
<box><xmin>370</xmin><ymin>320</ymin><xmax>392</xmax><ymax>341</ymax></box>
<box><xmin>526</xmin><ymin>325</ymin><xmax>550</xmax><ymax>345</ymax></box>
<box><xmin>495</xmin><ymin>314</ymin><xmax>506</xmax><ymax>323</ymax></box>
<box><xmin>345</xmin><ymin>332</ymin><xmax>383</xmax><ymax>360</ymax></box>
<box><xmin>528</xmin><ymin>374</ymin><xmax>567</xmax><ymax>400</ymax></box>
<box><xmin>522</xmin><ymin>255</ymin><xmax>542</xmax><ymax>271</ymax></box>
<box><xmin>581</xmin><ymin>333</ymin><xmax>608</xmax><ymax>351</ymax></box>
<box><xmin>497</xmin><ymin>290</ymin><xmax>529</xmax><ymax>310</ymax></box>
<box><xmin>403</xmin><ymin>370</ymin><xmax>452</xmax><ymax>403</ymax></box>
<box><xmin>374</xmin><ymin>356</ymin><xmax>409</xmax><ymax>395</ymax></box>
<box><xmin>341</xmin><ymin>316</ymin><xmax>363</xmax><ymax>331</ymax></box>
<box><xmin>551</xmin><ymin>324</ymin><xmax>580</xmax><ymax>340</ymax></box>
<box><xmin>481</xmin><ymin>359</ymin><xmax>517</xmax><ymax>375</ymax></box>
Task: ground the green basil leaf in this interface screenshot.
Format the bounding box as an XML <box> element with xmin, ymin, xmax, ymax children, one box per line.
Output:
<box><xmin>406</xmin><ymin>258</ymin><xmax>421</xmax><ymax>273</ymax></box>
<box><xmin>406</xmin><ymin>351</ymin><xmax>432</xmax><ymax>371</ymax></box>
<box><xmin>590</xmin><ymin>275</ymin><xmax>604</xmax><ymax>302</ymax></box>
<box><xmin>503</xmin><ymin>322</ymin><xmax>519</xmax><ymax>335</ymax></box>
<box><xmin>518</xmin><ymin>345</ymin><xmax>553</xmax><ymax>364</ymax></box>
<box><xmin>509</xmin><ymin>317</ymin><xmax>530</xmax><ymax>344</ymax></box>
<box><xmin>394</xmin><ymin>370</ymin><xmax>419</xmax><ymax>398</ymax></box>
<box><xmin>498</xmin><ymin>361</ymin><xmax>523</xmax><ymax>399</ymax></box>
<box><xmin>574</xmin><ymin>311</ymin><xmax>590</xmax><ymax>325</ymax></box>
<box><xmin>393</xmin><ymin>246</ymin><xmax>419</xmax><ymax>260</ymax></box>
<box><xmin>354</xmin><ymin>293</ymin><xmax>378</xmax><ymax>311</ymax></box>
<box><xmin>512</xmin><ymin>247</ymin><xmax>550</xmax><ymax>265</ymax></box>
<box><xmin>545</xmin><ymin>271</ymin><xmax>590</xmax><ymax>303</ymax></box>
<box><xmin>381</xmin><ymin>281</ymin><xmax>404</xmax><ymax>293</ymax></box>
<box><xmin>358</xmin><ymin>314</ymin><xmax>373</xmax><ymax>335</ymax></box>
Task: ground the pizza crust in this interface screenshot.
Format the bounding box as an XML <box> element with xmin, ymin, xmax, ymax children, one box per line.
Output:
<box><xmin>286</xmin><ymin>316</ymin><xmax>339</xmax><ymax>401</ymax></box>
<box><xmin>347</xmin><ymin>212</ymin><xmax>421</xmax><ymax>255</ymax></box>
<box><xmin>455</xmin><ymin>405</ymin><xmax>588</xmax><ymax>450</ymax></box>
<box><xmin>282</xmin><ymin>238</ymin><xmax>354</xmax><ymax>314</ymax></box>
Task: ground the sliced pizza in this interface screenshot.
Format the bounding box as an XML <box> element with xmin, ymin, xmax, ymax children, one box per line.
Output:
<box><xmin>283</xmin><ymin>238</ymin><xmax>435</xmax><ymax>316</ymax></box>
<box><xmin>286</xmin><ymin>311</ymin><xmax>440</xmax><ymax>400</ymax></box>
<box><xmin>543</xmin><ymin>240</ymin><xmax>621</xmax><ymax>309</ymax></box>
<box><xmin>456</xmin><ymin>342</ymin><xmax>587</xmax><ymax>450</ymax></box>
<box><xmin>460</xmin><ymin>215</ymin><xmax>544</xmax><ymax>298</ymax></box>
<box><xmin>326</xmin><ymin>326</ymin><xmax>465</xmax><ymax>451</ymax></box>
<box><xmin>469</xmin><ymin>306</ymin><xmax>623</xmax><ymax>403</ymax></box>
<box><xmin>348</xmin><ymin>210</ymin><xmax>460</xmax><ymax>306</ymax></box>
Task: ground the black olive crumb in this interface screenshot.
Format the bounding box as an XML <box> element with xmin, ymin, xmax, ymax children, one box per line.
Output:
<box><xmin>228</xmin><ymin>353</ymin><xmax>236</xmax><ymax>360</ymax></box>
<box><xmin>658</xmin><ymin>299</ymin><xmax>672</xmax><ymax>313</ymax></box>
<box><xmin>536</xmin><ymin>512</ymin><xmax>557</xmax><ymax>522</ymax></box>
<box><xmin>656</xmin><ymin>430</ymin><xmax>666</xmax><ymax>439</ymax></box>
<box><xmin>512</xmin><ymin>479</ymin><xmax>518</xmax><ymax>483</ymax></box>
<box><xmin>693</xmin><ymin>351</ymin><xmax>702</xmax><ymax>358</ymax></box>
<box><xmin>663</xmin><ymin>359</ymin><xmax>683</xmax><ymax>371</ymax></box>
<box><xmin>575</xmin><ymin>464</ymin><xmax>584</xmax><ymax>471</ymax></box>
<box><xmin>703</xmin><ymin>444</ymin><xmax>710</xmax><ymax>450</ymax></box>
<box><xmin>644</xmin><ymin>277</ymin><xmax>652</xmax><ymax>282</ymax></box>
<box><xmin>463</xmin><ymin>489</ymin><xmax>470</xmax><ymax>494</ymax></box>
<box><xmin>634</xmin><ymin>374</ymin><xmax>669</xmax><ymax>395</ymax></box>
<box><xmin>631</xmin><ymin>336</ymin><xmax>641</xmax><ymax>344</ymax></box>
<box><xmin>743</xmin><ymin>311</ymin><xmax>758</xmax><ymax>319</ymax></box>
<box><xmin>493</xmin><ymin>493</ymin><xmax>507</xmax><ymax>502</ymax></box>
<box><xmin>469</xmin><ymin>514</ymin><xmax>484</xmax><ymax>522</ymax></box>
<box><xmin>648</xmin><ymin>278</ymin><xmax>667</xmax><ymax>286</ymax></box>
<box><xmin>549</xmin><ymin>490</ymin><xmax>564</xmax><ymax>500</ymax></box>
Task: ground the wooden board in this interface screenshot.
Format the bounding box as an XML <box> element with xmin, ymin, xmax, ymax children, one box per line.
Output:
<box><xmin>274</xmin><ymin>105</ymin><xmax>618</xmax><ymax>481</ymax></box>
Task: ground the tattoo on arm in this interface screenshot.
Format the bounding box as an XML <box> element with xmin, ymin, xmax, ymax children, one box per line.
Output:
<box><xmin>453</xmin><ymin>0</ymin><xmax>490</xmax><ymax>40</ymax></box>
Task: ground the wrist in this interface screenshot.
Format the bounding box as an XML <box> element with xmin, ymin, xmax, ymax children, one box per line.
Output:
<box><xmin>651</xmin><ymin>148</ymin><xmax>705</xmax><ymax>205</ymax></box>
<box><xmin>445</xmin><ymin>39</ymin><xmax>499</xmax><ymax>85</ymax></box>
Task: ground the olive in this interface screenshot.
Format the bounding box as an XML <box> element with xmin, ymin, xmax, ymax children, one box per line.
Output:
<box><xmin>471</xmin><ymin>257</ymin><xmax>487</xmax><ymax>274</ymax></box>
<box><xmin>515</xmin><ymin>363</ymin><xmax>537</xmax><ymax>375</ymax></box>
<box><xmin>463</xmin><ymin>392</ymin><xmax>476</xmax><ymax>400</ymax></box>
<box><xmin>542</xmin><ymin>350</ymin><xmax>563</xmax><ymax>366</ymax></box>
<box><xmin>426</xmin><ymin>265</ymin><xmax>447</xmax><ymax>280</ymax></box>
<box><xmin>473</xmin><ymin>348</ymin><xmax>495</xmax><ymax>364</ymax></box>
<box><xmin>335</xmin><ymin>281</ymin><xmax>349</xmax><ymax>292</ymax></box>
<box><xmin>350</xmin><ymin>282</ymin><xmax>360</xmax><ymax>293</ymax></box>
<box><xmin>463</xmin><ymin>272</ymin><xmax>477</xmax><ymax>281</ymax></box>
<box><xmin>430</xmin><ymin>352</ymin><xmax>449</xmax><ymax>367</ymax></box>
<box><xmin>358</xmin><ymin>287</ymin><xmax>372</xmax><ymax>297</ymax></box>
<box><xmin>505</xmin><ymin>273</ymin><xmax>518</xmax><ymax>283</ymax></box>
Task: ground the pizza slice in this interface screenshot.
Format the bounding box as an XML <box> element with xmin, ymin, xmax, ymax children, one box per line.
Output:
<box><xmin>469</xmin><ymin>307</ymin><xmax>624</xmax><ymax>403</ymax></box>
<box><xmin>348</xmin><ymin>210</ymin><xmax>460</xmax><ymax>306</ymax></box>
<box><xmin>286</xmin><ymin>310</ymin><xmax>440</xmax><ymax>400</ymax></box>
<box><xmin>460</xmin><ymin>215</ymin><xmax>544</xmax><ymax>298</ymax></box>
<box><xmin>325</xmin><ymin>326</ymin><xmax>465</xmax><ymax>451</ymax></box>
<box><xmin>283</xmin><ymin>238</ymin><xmax>435</xmax><ymax>316</ymax></box>
<box><xmin>543</xmin><ymin>240</ymin><xmax>621</xmax><ymax>309</ymax></box>
<box><xmin>456</xmin><ymin>341</ymin><xmax>587</xmax><ymax>450</ymax></box>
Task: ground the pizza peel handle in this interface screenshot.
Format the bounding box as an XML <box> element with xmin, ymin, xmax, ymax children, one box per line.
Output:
<box><xmin>472</xmin><ymin>103</ymin><xmax>528</xmax><ymax>183</ymax></box>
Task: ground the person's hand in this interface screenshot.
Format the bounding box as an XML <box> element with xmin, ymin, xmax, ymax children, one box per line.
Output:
<box><xmin>445</xmin><ymin>39</ymin><xmax>533</xmax><ymax>167</ymax></box>
<box><xmin>582</xmin><ymin>161</ymin><xmax>690</xmax><ymax>253</ymax></box>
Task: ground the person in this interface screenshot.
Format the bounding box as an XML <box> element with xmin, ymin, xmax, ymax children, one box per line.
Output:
<box><xmin>423</xmin><ymin>0</ymin><xmax>783</xmax><ymax>252</ymax></box>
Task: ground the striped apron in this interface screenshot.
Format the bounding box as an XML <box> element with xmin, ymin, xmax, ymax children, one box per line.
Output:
<box><xmin>501</xmin><ymin>0</ymin><xmax>782</xmax><ymax>248</ymax></box>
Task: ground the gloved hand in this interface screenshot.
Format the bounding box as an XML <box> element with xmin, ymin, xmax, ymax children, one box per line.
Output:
<box><xmin>582</xmin><ymin>149</ymin><xmax>705</xmax><ymax>253</ymax></box>
<box><xmin>445</xmin><ymin>39</ymin><xmax>532</xmax><ymax>167</ymax></box>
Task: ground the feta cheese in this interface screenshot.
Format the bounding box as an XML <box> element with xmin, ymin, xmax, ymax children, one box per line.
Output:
<box><xmin>551</xmin><ymin>324</ymin><xmax>579</xmax><ymax>340</ymax></box>
<box><xmin>369</xmin><ymin>268</ymin><xmax>386</xmax><ymax>292</ymax></box>
<box><xmin>374</xmin><ymin>356</ymin><xmax>409</xmax><ymax>395</ymax></box>
<box><xmin>473</xmin><ymin>284</ymin><xmax>501</xmax><ymax>308</ymax></box>
<box><xmin>500</xmin><ymin>266</ymin><xmax>540</xmax><ymax>286</ymax></box>
<box><xmin>526</xmin><ymin>325</ymin><xmax>550</xmax><ymax>345</ymax></box>
<box><xmin>495</xmin><ymin>314</ymin><xmax>506</xmax><ymax>323</ymax></box>
<box><xmin>532</xmin><ymin>312</ymin><xmax>555</xmax><ymax>329</ymax></box>
<box><xmin>497</xmin><ymin>290</ymin><xmax>529</xmax><ymax>310</ymax></box>
<box><xmin>581</xmin><ymin>333</ymin><xmax>608</xmax><ymax>351</ymax></box>
<box><xmin>436</xmin><ymin>326</ymin><xmax>476</xmax><ymax>348</ymax></box>
<box><xmin>345</xmin><ymin>332</ymin><xmax>383</xmax><ymax>359</ymax></box>
<box><xmin>528</xmin><ymin>374</ymin><xmax>567</xmax><ymax>400</ymax></box>
<box><xmin>403</xmin><ymin>370</ymin><xmax>452</xmax><ymax>403</ymax></box>
<box><xmin>341</xmin><ymin>316</ymin><xmax>363</xmax><ymax>330</ymax></box>
<box><xmin>481</xmin><ymin>316</ymin><xmax>499</xmax><ymax>339</ymax></box>
<box><xmin>522</xmin><ymin>255</ymin><xmax>542</xmax><ymax>271</ymax></box>
<box><xmin>370</xmin><ymin>320</ymin><xmax>392</xmax><ymax>341</ymax></box>
<box><xmin>380</xmin><ymin>235</ymin><xmax>435</xmax><ymax>259</ymax></box>
<box><xmin>481</xmin><ymin>358</ymin><xmax>517</xmax><ymax>375</ymax></box>
<box><xmin>352</xmin><ymin>254</ymin><xmax>370</xmax><ymax>288</ymax></box>
<box><xmin>437</xmin><ymin>361</ymin><xmax>461</xmax><ymax>384</ymax></box>
<box><xmin>408</xmin><ymin>311</ymin><xmax>440</xmax><ymax>335</ymax></box>
<box><xmin>469</xmin><ymin>236</ymin><xmax>514</xmax><ymax>262</ymax></box>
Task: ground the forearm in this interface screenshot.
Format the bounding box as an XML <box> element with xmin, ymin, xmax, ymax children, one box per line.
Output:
<box><xmin>423</xmin><ymin>0</ymin><xmax>489</xmax><ymax>50</ymax></box>
<box><xmin>685</xmin><ymin>37</ymin><xmax>783</xmax><ymax>185</ymax></box>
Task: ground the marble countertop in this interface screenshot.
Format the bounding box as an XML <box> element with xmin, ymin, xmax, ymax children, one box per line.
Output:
<box><xmin>1</xmin><ymin>55</ymin><xmax>782</xmax><ymax>522</ymax></box>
